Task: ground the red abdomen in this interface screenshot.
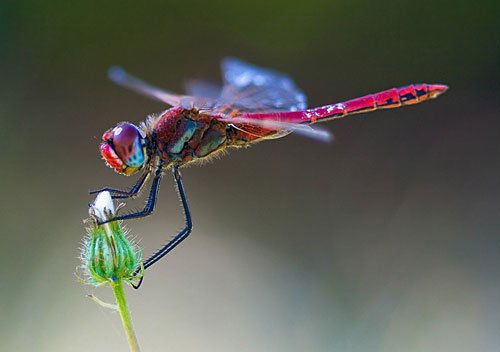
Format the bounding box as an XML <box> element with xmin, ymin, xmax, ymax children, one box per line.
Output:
<box><xmin>342</xmin><ymin>83</ymin><xmax>448</xmax><ymax>114</ymax></box>
<box><xmin>306</xmin><ymin>83</ymin><xmax>448</xmax><ymax>122</ymax></box>
<box><xmin>241</xmin><ymin>83</ymin><xmax>448</xmax><ymax>124</ymax></box>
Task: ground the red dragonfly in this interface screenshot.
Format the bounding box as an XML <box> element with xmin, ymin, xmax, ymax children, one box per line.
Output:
<box><xmin>92</xmin><ymin>58</ymin><xmax>447</xmax><ymax>286</ymax></box>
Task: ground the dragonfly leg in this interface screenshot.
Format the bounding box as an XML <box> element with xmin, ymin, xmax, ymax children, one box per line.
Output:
<box><xmin>89</xmin><ymin>172</ymin><xmax>150</xmax><ymax>199</ymax></box>
<box><xmin>131</xmin><ymin>276</ymin><xmax>144</xmax><ymax>289</ymax></box>
<box><xmin>96</xmin><ymin>161</ymin><xmax>164</xmax><ymax>225</ymax></box>
<box><xmin>131</xmin><ymin>165</ymin><xmax>192</xmax><ymax>289</ymax></box>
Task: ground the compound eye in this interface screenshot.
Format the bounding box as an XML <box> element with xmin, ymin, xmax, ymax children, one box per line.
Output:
<box><xmin>112</xmin><ymin>123</ymin><xmax>141</xmax><ymax>162</ymax></box>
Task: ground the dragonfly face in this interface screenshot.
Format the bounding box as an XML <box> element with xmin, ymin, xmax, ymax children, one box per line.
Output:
<box><xmin>100</xmin><ymin>122</ymin><xmax>148</xmax><ymax>176</ymax></box>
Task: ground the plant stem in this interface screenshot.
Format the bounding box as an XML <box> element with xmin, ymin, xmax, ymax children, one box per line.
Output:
<box><xmin>111</xmin><ymin>280</ymin><xmax>141</xmax><ymax>352</ymax></box>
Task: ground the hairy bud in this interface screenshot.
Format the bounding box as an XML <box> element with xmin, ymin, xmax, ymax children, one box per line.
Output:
<box><xmin>81</xmin><ymin>192</ymin><xmax>142</xmax><ymax>286</ymax></box>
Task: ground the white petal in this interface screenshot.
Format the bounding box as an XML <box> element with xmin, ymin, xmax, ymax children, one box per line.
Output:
<box><xmin>91</xmin><ymin>191</ymin><xmax>116</xmax><ymax>221</ymax></box>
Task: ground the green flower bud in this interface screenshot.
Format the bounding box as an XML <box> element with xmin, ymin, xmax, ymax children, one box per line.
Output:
<box><xmin>81</xmin><ymin>192</ymin><xmax>142</xmax><ymax>286</ymax></box>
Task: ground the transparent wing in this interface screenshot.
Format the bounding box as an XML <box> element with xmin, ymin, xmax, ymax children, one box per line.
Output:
<box><xmin>215</xmin><ymin>58</ymin><xmax>307</xmax><ymax>113</ymax></box>
<box><xmin>218</xmin><ymin>116</ymin><xmax>333</xmax><ymax>143</ymax></box>
<box><xmin>109</xmin><ymin>60</ymin><xmax>307</xmax><ymax>113</ymax></box>
<box><xmin>184</xmin><ymin>79</ymin><xmax>222</xmax><ymax>100</ymax></box>
<box><xmin>108</xmin><ymin>66</ymin><xmax>183</xmax><ymax>106</ymax></box>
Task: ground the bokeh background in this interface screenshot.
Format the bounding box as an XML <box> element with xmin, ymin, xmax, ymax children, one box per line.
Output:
<box><xmin>1</xmin><ymin>0</ymin><xmax>499</xmax><ymax>351</ymax></box>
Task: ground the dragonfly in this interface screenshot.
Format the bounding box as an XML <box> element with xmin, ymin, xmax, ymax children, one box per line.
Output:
<box><xmin>91</xmin><ymin>58</ymin><xmax>447</xmax><ymax>288</ymax></box>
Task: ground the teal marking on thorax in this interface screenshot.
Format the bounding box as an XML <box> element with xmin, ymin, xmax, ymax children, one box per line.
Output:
<box><xmin>169</xmin><ymin>119</ymin><xmax>197</xmax><ymax>154</ymax></box>
<box><xmin>195</xmin><ymin>128</ymin><xmax>226</xmax><ymax>157</ymax></box>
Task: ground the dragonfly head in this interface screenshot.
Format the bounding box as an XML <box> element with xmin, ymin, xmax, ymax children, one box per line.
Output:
<box><xmin>100</xmin><ymin>122</ymin><xmax>149</xmax><ymax>176</ymax></box>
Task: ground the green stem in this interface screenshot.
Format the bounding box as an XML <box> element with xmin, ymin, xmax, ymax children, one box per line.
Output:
<box><xmin>112</xmin><ymin>280</ymin><xmax>141</xmax><ymax>352</ymax></box>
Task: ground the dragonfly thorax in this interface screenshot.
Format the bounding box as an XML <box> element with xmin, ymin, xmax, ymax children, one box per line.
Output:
<box><xmin>153</xmin><ymin>107</ymin><xmax>229</xmax><ymax>165</ymax></box>
<box><xmin>100</xmin><ymin>122</ymin><xmax>149</xmax><ymax>176</ymax></box>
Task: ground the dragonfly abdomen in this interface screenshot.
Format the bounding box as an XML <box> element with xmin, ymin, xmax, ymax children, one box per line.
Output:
<box><xmin>308</xmin><ymin>83</ymin><xmax>448</xmax><ymax>122</ymax></box>
<box><xmin>346</xmin><ymin>84</ymin><xmax>445</xmax><ymax>112</ymax></box>
<box><xmin>307</xmin><ymin>83</ymin><xmax>448</xmax><ymax>122</ymax></box>
<box><xmin>240</xmin><ymin>83</ymin><xmax>447</xmax><ymax>126</ymax></box>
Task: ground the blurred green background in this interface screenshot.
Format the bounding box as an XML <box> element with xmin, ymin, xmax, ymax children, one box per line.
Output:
<box><xmin>1</xmin><ymin>0</ymin><xmax>499</xmax><ymax>351</ymax></box>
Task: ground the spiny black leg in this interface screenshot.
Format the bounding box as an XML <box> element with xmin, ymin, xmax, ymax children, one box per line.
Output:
<box><xmin>143</xmin><ymin>166</ymin><xmax>192</xmax><ymax>269</ymax></box>
<box><xmin>89</xmin><ymin>171</ymin><xmax>148</xmax><ymax>196</ymax></box>
<box><xmin>131</xmin><ymin>276</ymin><xmax>144</xmax><ymax>289</ymax></box>
<box><xmin>96</xmin><ymin>161</ymin><xmax>164</xmax><ymax>225</ymax></box>
<box><xmin>111</xmin><ymin>172</ymin><xmax>150</xmax><ymax>200</ymax></box>
<box><xmin>89</xmin><ymin>172</ymin><xmax>150</xmax><ymax>199</ymax></box>
<box><xmin>132</xmin><ymin>165</ymin><xmax>192</xmax><ymax>290</ymax></box>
